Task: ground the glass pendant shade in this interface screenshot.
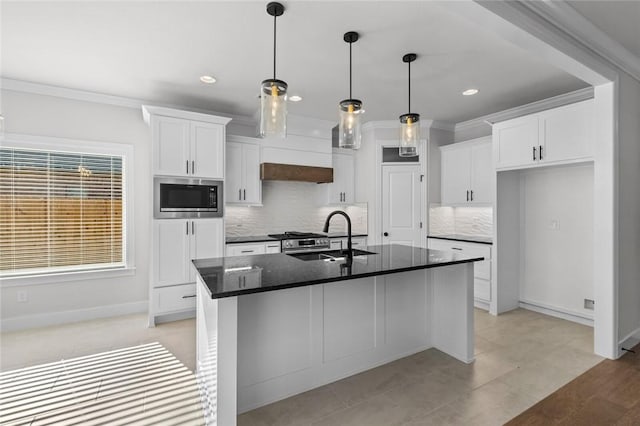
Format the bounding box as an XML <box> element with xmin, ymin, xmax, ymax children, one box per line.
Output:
<box><xmin>260</xmin><ymin>79</ymin><xmax>288</xmax><ymax>138</ymax></box>
<box><xmin>339</xmin><ymin>99</ymin><xmax>363</xmax><ymax>149</ymax></box>
<box><xmin>399</xmin><ymin>113</ymin><xmax>420</xmax><ymax>157</ymax></box>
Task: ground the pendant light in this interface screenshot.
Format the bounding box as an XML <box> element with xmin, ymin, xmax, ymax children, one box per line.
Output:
<box><xmin>339</xmin><ymin>31</ymin><xmax>363</xmax><ymax>150</ymax></box>
<box><xmin>399</xmin><ymin>53</ymin><xmax>420</xmax><ymax>157</ymax></box>
<box><xmin>259</xmin><ymin>2</ymin><xmax>288</xmax><ymax>138</ymax></box>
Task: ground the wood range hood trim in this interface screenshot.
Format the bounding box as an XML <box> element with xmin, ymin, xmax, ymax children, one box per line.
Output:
<box><xmin>260</xmin><ymin>163</ymin><xmax>334</xmax><ymax>183</ymax></box>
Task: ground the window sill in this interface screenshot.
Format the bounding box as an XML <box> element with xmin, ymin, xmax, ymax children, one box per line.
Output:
<box><xmin>0</xmin><ymin>267</ymin><xmax>137</xmax><ymax>287</ymax></box>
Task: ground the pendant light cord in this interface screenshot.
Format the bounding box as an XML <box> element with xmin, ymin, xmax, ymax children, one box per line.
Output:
<box><xmin>349</xmin><ymin>41</ymin><xmax>353</xmax><ymax>99</ymax></box>
<box><xmin>273</xmin><ymin>14</ymin><xmax>277</xmax><ymax>79</ymax></box>
<box><xmin>408</xmin><ymin>60</ymin><xmax>411</xmax><ymax>114</ymax></box>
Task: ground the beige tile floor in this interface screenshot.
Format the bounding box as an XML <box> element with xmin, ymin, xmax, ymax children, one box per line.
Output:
<box><xmin>0</xmin><ymin>308</ymin><xmax>602</xmax><ymax>425</ymax></box>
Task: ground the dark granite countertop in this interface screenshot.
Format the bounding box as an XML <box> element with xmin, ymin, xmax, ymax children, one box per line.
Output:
<box><xmin>428</xmin><ymin>234</ymin><xmax>493</xmax><ymax>245</ymax></box>
<box><xmin>226</xmin><ymin>235</ymin><xmax>279</xmax><ymax>244</ymax></box>
<box><xmin>193</xmin><ymin>244</ymin><xmax>484</xmax><ymax>299</ymax></box>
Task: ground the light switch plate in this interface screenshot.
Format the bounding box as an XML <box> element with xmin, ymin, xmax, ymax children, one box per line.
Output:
<box><xmin>584</xmin><ymin>299</ymin><xmax>595</xmax><ymax>310</ymax></box>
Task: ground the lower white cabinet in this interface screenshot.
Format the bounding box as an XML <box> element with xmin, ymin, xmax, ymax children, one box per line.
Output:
<box><xmin>226</xmin><ymin>241</ymin><xmax>281</xmax><ymax>256</ymax></box>
<box><xmin>151</xmin><ymin>218</ymin><xmax>223</xmax><ymax>323</ymax></box>
<box><xmin>427</xmin><ymin>238</ymin><xmax>492</xmax><ymax>306</ymax></box>
<box><xmin>329</xmin><ymin>236</ymin><xmax>367</xmax><ymax>250</ymax></box>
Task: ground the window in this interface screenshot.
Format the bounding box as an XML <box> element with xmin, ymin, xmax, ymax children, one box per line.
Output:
<box><xmin>0</xmin><ymin>137</ymin><xmax>131</xmax><ymax>278</ymax></box>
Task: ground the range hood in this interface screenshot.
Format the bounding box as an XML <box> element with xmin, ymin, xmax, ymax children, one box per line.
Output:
<box><xmin>260</xmin><ymin>163</ymin><xmax>333</xmax><ymax>184</ymax></box>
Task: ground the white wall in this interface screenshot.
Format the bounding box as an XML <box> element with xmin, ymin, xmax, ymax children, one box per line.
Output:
<box><xmin>1</xmin><ymin>90</ymin><xmax>151</xmax><ymax>328</ymax></box>
<box><xmin>617</xmin><ymin>72</ymin><xmax>640</xmax><ymax>343</ymax></box>
<box><xmin>519</xmin><ymin>164</ymin><xmax>594</xmax><ymax>319</ymax></box>
<box><xmin>225</xmin><ymin>182</ymin><xmax>367</xmax><ymax>236</ymax></box>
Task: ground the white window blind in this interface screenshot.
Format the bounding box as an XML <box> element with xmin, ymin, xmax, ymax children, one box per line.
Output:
<box><xmin>0</xmin><ymin>147</ymin><xmax>125</xmax><ymax>276</ymax></box>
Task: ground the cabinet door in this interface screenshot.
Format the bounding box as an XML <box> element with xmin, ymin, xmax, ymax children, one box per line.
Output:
<box><xmin>264</xmin><ymin>242</ymin><xmax>281</xmax><ymax>253</ymax></box>
<box><xmin>242</xmin><ymin>143</ymin><xmax>262</xmax><ymax>204</ymax></box>
<box><xmin>330</xmin><ymin>239</ymin><xmax>342</xmax><ymax>250</ymax></box>
<box><xmin>494</xmin><ymin>116</ymin><xmax>539</xmax><ymax>169</ymax></box>
<box><xmin>153</xmin><ymin>116</ymin><xmax>190</xmax><ymax>176</ymax></box>
<box><xmin>191</xmin><ymin>121</ymin><xmax>225</xmax><ymax>179</ymax></box>
<box><xmin>155</xmin><ymin>220</ymin><xmax>190</xmax><ymax>286</ymax></box>
<box><xmin>327</xmin><ymin>152</ymin><xmax>354</xmax><ymax>204</ymax></box>
<box><xmin>441</xmin><ymin>146</ymin><xmax>471</xmax><ymax>204</ymax></box>
<box><xmin>190</xmin><ymin>219</ymin><xmax>224</xmax><ymax>282</ymax></box>
<box><xmin>226</xmin><ymin>142</ymin><xmax>244</xmax><ymax>204</ymax></box>
<box><xmin>540</xmin><ymin>100</ymin><xmax>594</xmax><ymax>163</ymax></box>
<box><xmin>470</xmin><ymin>141</ymin><xmax>493</xmax><ymax>204</ymax></box>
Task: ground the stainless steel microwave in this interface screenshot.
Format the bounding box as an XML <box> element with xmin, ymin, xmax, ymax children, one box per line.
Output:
<box><xmin>154</xmin><ymin>177</ymin><xmax>223</xmax><ymax>219</ymax></box>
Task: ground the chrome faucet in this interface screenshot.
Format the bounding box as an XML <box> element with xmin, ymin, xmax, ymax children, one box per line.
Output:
<box><xmin>323</xmin><ymin>210</ymin><xmax>352</xmax><ymax>258</ymax></box>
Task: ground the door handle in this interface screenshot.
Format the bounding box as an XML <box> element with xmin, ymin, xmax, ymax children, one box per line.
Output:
<box><xmin>539</xmin><ymin>145</ymin><xmax>543</xmax><ymax>160</ymax></box>
<box><xmin>243</xmin><ymin>189</ymin><xmax>246</xmax><ymax>200</ymax></box>
<box><xmin>466</xmin><ymin>190</ymin><xmax>469</xmax><ymax>202</ymax></box>
<box><xmin>239</xmin><ymin>189</ymin><xmax>242</xmax><ymax>200</ymax></box>
<box><xmin>383</xmin><ymin>232</ymin><xmax>389</xmax><ymax>237</ymax></box>
<box><xmin>470</xmin><ymin>190</ymin><xmax>474</xmax><ymax>201</ymax></box>
<box><xmin>533</xmin><ymin>146</ymin><xmax>537</xmax><ymax>161</ymax></box>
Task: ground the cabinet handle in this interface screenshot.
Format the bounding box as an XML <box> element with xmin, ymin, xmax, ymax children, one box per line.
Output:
<box><xmin>243</xmin><ymin>189</ymin><xmax>246</xmax><ymax>200</ymax></box>
<box><xmin>466</xmin><ymin>190</ymin><xmax>469</xmax><ymax>202</ymax></box>
<box><xmin>186</xmin><ymin>160</ymin><xmax>189</xmax><ymax>174</ymax></box>
<box><xmin>186</xmin><ymin>222</ymin><xmax>189</xmax><ymax>235</ymax></box>
<box><xmin>241</xmin><ymin>250</ymin><xmax>253</xmax><ymax>253</ymax></box>
<box><xmin>383</xmin><ymin>232</ymin><xmax>389</xmax><ymax>237</ymax></box>
<box><xmin>192</xmin><ymin>221</ymin><xmax>195</xmax><ymax>235</ymax></box>
<box><xmin>451</xmin><ymin>247</ymin><xmax>463</xmax><ymax>251</ymax></box>
<box><xmin>192</xmin><ymin>160</ymin><xmax>195</xmax><ymax>174</ymax></box>
<box><xmin>533</xmin><ymin>146</ymin><xmax>537</xmax><ymax>161</ymax></box>
<box><xmin>239</xmin><ymin>189</ymin><xmax>242</xmax><ymax>200</ymax></box>
<box><xmin>182</xmin><ymin>295</ymin><xmax>196</xmax><ymax>299</ymax></box>
<box><xmin>539</xmin><ymin>145</ymin><xmax>543</xmax><ymax>160</ymax></box>
<box><xmin>470</xmin><ymin>190</ymin><xmax>474</xmax><ymax>201</ymax></box>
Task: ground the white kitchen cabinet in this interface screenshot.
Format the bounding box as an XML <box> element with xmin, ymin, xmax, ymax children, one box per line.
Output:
<box><xmin>225</xmin><ymin>241</ymin><xmax>284</xmax><ymax>257</ymax></box>
<box><xmin>428</xmin><ymin>238</ymin><xmax>492</xmax><ymax>306</ymax></box>
<box><xmin>144</xmin><ymin>106</ymin><xmax>229</xmax><ymax>179</ymax></box>
<box><xmin>329</xmin><ymin>239</ymin><xmax>343</xmax><ymax>250</ymax></box>
<box><xmin>327</xmin><ymin>150</ymin><xmax>355</xmax><ymax>204</ymax></box>
<box><xmin>226</xmin><ymin>139</ymin><xmax>261</xmax><ymax>205</ymax></box>
<box><xmin>441</xmin><ymin>137</ymin><xmax>492</xmax><ymax>205</ymax></box>
<box><xmin>155</xmin><ymin>219</ymin><xmax>224</xmax><ymax>287</ymax></box>
<box><xmin>493</xmin><ymin>99</ymin><xmax>594</xmax><ymax>170</ymax></box>
<box><xmin>330</xmin><ymin>236</ymin><xmax>367</xmax><ymax>250</ymax></box>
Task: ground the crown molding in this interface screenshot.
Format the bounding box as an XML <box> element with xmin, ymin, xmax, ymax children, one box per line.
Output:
<box><xmin>520</xmin><ymin>0</ymin><xmax>640</xmax><ymax>83</ymax></box>
<box><xmin>361</xmin><ymin>118</ymin><xmax>453</xmax><ymax>132</ymax></box>
<box><xmin>0</xmin><ymin>78</ymin><xmax>257</xmax><ymax>127</ymax></box>
<box><xmin>455</xmin><ymin>86</ymin><xmax>594</xmax><ymax>132</ymax></box>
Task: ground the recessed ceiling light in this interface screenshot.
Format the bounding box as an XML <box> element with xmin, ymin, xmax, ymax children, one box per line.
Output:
<box><xmin>462</xmin><ymin>88</ymin><xmax>479</xmax><ymax>96</ymax></box>
<box><xmin>289</xmin><ymin>95</ymin><xmax>302</xmax><ymax>102</ymax></box>
<box><xmin>200</xmin><ymin>75</ymin><xmax>217</xmax><ymax>84</ymax></box>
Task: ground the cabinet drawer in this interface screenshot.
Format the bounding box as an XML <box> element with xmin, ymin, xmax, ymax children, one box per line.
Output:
<box><xmin>226</xmin><ymin>243</ymin><xmax>267</xmax><ymax>257</ymax></box>
<box><xmin>427</xmin><ymin>239</ymin><xmax>491</xmax><ymax>280</ymax></box>
<box><xmin>154</xmin><ymin>284</ymin><xmax>197</xmax><ymax>314</ymax></box>
<box><xmin>265</xmin><ymin>242</ymin><xmax>281</xmax><ymax>254</ymax></box>
<box><xmin>474</xmin><ymin>278</ymin><xmax>491</xmax><ymax>302</ymax></box>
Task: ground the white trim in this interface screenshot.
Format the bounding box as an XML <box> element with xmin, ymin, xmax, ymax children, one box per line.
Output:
<box><xmin>522</xmin><ymin>1</ymin><xmax>640</xmax><ymax>83</ymax></box>
<box><xmin>1</xmin><ymin>267</ymin><xmax>136</xmax><ymax>288</ymax></box>
<box><xmin>0</xmin><ymin>133</ymin><xmax>135</xmax><ymax>281</ymax></box>
<box><xmin>142</xmin><ymin>105</ymin><xmax>232</xmax><ymax>126</ymax></box>
<box><xmin>455</xmin><ymin>87</ymin><xmax>594</xmax><ymax>132</ymax></box>
<box><xmin>0</xmin><ymin>300</ymin><xmax>148</xmax><ymax>332</ymax></box>
<box><xmin>1</xmin><ymin>78</ymin><xmax>256</xmax><ymax>127</ymax></box>
<box><xmin>361</xmin><ymin>119</ymin><xmax>451</xmax><ymax>132</ymax></box>
<box><xmin>619</xmin><ymin>326</ymin><xmax>640</xmax><ymax>356</ymax></box>
<box><xmin>519</xmin><ymin>300</ymin><xmax>594</xmax><ymax>327</ymax></box>
<box><xmin>474</xmin><ymin>299</ymin><xmax>490</xmax><ymax>311</ymax></box>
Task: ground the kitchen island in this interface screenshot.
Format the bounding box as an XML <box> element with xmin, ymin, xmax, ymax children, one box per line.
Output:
<box><xmin>193</xmin><ymin>244</ymin><xmax>483</xmax><ymax>425</ymax></box>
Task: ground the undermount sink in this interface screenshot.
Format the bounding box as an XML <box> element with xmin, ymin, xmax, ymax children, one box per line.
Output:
<box><xmin>287</xmin><ymin>249</ymin><xmax>376</xmax><ymax>262</ymax></box>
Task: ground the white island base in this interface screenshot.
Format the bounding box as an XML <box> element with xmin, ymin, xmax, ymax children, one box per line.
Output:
<box><xmin>196</xmin><ymin>264</ymin><xmax>474</xmax><ymax>425</ymax></box>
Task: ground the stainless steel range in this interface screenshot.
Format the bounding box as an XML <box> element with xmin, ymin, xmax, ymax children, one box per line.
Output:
<box><xmin>267</xmin><ymin>232</ymin><xmax>330</xmax><ymax>254</ymax></box>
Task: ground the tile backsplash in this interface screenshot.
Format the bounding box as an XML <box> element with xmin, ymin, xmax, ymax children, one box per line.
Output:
<box><xmin>225</xmin><ymin>181</ymin><xmax>367</xmax><ymax>236</ymax></box>
<box><xmin>429</xmin><ymin>206</ymin><xmax>493</xmax><ymax>237</ymax></box>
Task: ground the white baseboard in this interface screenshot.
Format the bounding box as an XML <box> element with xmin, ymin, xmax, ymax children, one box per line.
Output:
<box><xmin>0</xmin><ymin>301</ymin><xmax>148</xmax><ymax>332</ymax></box>
<box><xmin>519</xmin><ymin>300</ymin><xmax>594</xmax><ymax>327</ymax></box>
<box><xmin>618</xmin><ymin>326</ymin><xmax>640</xmax><ymax>356</ymax></box>
<box><xmin>474</xmin><ymin>299</ymin><xmax>490</xmax><ymax>311</ymax></box>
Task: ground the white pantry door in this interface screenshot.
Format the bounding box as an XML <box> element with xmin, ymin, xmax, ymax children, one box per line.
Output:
<box><xmin>382</xmin><ymin>165</ymin><xmax>422</xmax><ymax>247</ymax></box>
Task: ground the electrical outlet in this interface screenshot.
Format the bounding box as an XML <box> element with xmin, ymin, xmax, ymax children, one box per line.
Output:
<box><xmin>584</xmin><ymin>299</ymin><xmax>595</xmax><ymax>310</ymax></box>
<box><xmin>17</xmin><ymin>290</ymin><xmax>28</xmax><ymax>303</ymax></box>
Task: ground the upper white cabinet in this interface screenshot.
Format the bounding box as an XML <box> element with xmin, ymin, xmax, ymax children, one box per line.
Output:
<box><xmin>226</xmin><ymin>137</ymin><xmax>262</xmax><ymax>205</ymax></box>
<box><xmin>493</xmin><ymin>99</ymin><xmax>594</xmax><ymax>170</ymax></box>
<box><xmin>441</xmin><ymin>137</ymin><xmax>492</xmax><ymax>205</ymax></box>
<box><xmin>327</xmin><ymin>150</ymin><xmax>355</xmax><ymax>204</ymax></box>
<box><xmin>142</xmin><ymin>105</ymin><xmax>231</xmax><ymax>178</ymax></box>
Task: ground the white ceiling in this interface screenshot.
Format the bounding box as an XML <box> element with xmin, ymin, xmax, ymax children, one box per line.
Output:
<box><xmin>1</xmin><ymin>1</ymin><xmax>591</xmax><ymax>124</ymax></box>
<box><xmin>568</xmin><ymin>0</ymin><xmax>640</xmax><ymax>60</ymax></box>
